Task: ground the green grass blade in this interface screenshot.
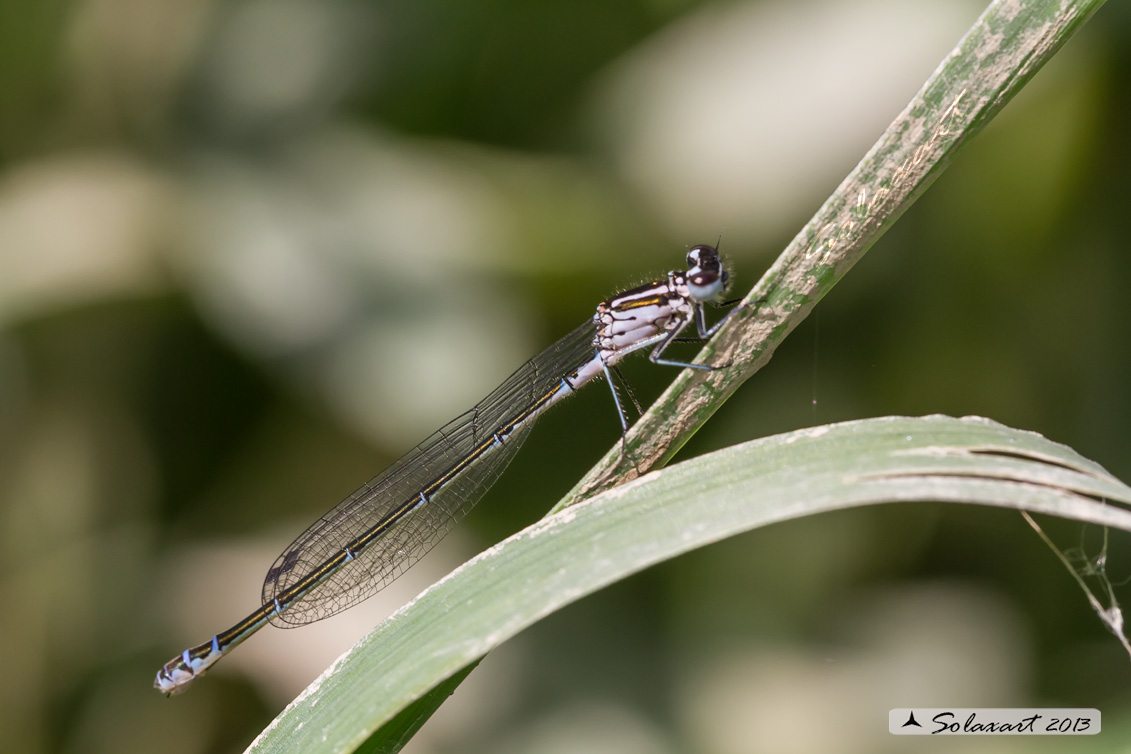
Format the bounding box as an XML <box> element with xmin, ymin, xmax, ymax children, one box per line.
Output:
<box><xmin>560</xmin><ymin>0</ymin><xmax>1107</xmax><ymax>506</ymax></box>
<box><xmin>246</xmin><ymin>416</ymin><xmax>1131</xmax><ymax>754</ymax></box>
<box><xmin>351</xmin><ymin>661</ymin><xmax>480</xmax><ymax>754</ymax></box>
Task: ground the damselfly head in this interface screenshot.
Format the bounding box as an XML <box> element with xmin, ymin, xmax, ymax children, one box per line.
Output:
<box><xmin>685</xmin><ymin>244</ymin><xmax>729</xmax><ymax>302</ymax></box>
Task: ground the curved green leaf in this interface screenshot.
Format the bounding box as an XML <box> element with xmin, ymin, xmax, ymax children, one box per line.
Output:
<box><xmin>247</xmin><ymin>416</ymin><xmax>1131</xmax><ymax>754</ymax></box>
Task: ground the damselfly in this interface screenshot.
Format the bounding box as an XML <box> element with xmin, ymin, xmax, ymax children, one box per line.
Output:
<box><xmin>155</xmin><ymin>244</ymin><xmax>736</xmax><ymax>694</ymax></box>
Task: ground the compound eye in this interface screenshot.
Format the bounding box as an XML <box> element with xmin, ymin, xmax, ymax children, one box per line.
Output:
<box><xmin>686</xmin><ymin>244</ymin><xmax>719</xmax><ymax>270</ymax></box>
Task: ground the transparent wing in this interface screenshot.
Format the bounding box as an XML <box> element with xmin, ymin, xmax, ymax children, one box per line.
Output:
<box><xmin>263</xmin><ymin>319</ymin><xmax>599</xmax><ymax>627</ymax></box>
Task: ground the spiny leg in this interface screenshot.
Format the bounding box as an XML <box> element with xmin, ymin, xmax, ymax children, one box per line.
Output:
<box><xmin>649</xmin><ymin>313</ymin><xmax>733</xmax><ymax>371</ymax></box>
<box><xmin>601</xmin><ymin>361</ymin><xmax>644</xmax><ymax>469</ymax></box>
<box><xmin>610</xmin><ymin>365</ymin><xmax>644</xmax><ymax>417</ymax></box>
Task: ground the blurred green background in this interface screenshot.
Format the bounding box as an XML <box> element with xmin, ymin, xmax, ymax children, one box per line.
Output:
<box><xmin>2</xmin><ymin>0</ymin><xmax>1130</xmax><ymax>752</ymax></box>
